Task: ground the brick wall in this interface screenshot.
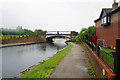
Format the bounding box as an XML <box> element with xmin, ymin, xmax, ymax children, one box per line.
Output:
<box><xmin>2</xmin><ymin>36</ymin><xmax>38</xmax><ymax>44</ymax></box>
<box><xmin>96</xmin><ymin>20</ymin><xmax>101</xmax><ymax>28</ymax></box>
<box><xmin>96</xmin><ymin>22</ymin><xmax>119</xmax><ymax>47</ymax></box>
<box><xmin>118</xmin><ymin>11</ymin><xmax>120</xmax><ymax>38</ymax></box>
<box><xmin>84</xmin><ymin>42</ymin><xmax>115</xmax><ymax>78</ymax></box>
<box><xmin>111</xmin><ymin>12</ymin><xmax>119</xmax><ymax>24</ymax></box>
<box><xmin>95</xmin><ymin>11</ymin><xmax>120</xmax><ymax>47</ymax></box>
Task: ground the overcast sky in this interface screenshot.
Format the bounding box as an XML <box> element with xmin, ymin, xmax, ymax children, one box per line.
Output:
<box><xmin>1</xmin><ymin>0</ymin><xmax>120</xmax><ymax>32</ymax></box>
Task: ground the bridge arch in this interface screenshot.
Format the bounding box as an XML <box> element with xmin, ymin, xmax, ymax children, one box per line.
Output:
<box><xmin>46</xmin><ymin>35</ymin><xmax>70</xmax><ymax>42</ymax></box>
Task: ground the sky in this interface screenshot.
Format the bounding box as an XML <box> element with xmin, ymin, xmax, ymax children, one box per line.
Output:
<box><xmin>1</xmin><ymin>0</ymin><xmax>120</xmax><ymax>32</ymax></box>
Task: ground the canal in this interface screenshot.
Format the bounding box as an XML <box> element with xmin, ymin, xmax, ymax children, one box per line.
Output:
<box><xmin>2</xmin><ymin>38</ymin><xmax>68</xmax><ymax>78</ymax></box>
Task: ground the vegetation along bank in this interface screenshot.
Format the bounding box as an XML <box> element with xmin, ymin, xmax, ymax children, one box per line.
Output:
<box><xmin>19</xmin><ymin>44</ymin><xmax>73</xmax><ymax>78</ymax></box>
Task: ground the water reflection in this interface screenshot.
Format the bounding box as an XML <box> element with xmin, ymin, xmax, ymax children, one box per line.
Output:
<box><xmin>2</xmin><ymin>38</ymin><xmax>67</xmax><ymax>78</ymax></box>
<box><xmin>40</xmin><ymin>43</ymin><xmax>46</xmax><ymax>51</ymax></box>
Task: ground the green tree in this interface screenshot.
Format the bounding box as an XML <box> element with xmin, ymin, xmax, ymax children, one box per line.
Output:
<box><xmin>75</xmin><ymin>26</ymin><xmax>95</xmax><ymax>41</ymax></box>
<box><xmin>21</xmin><ymin>29</ymin><xmax>34</xmax><ymax>35</ymax></box>
<box><xmin>34</xmin><ymin>29</ymin><xmax>44</xmax><ymax>35</ymax></box>
<box><xmin>88</xmin><ymin>26</ymin><xmax>95</xmax><ymax>36</ymax></box>
<box><xmin>75</xmin><ymin>28</ymin><xmax>88</xmax><ymax>41</ymax></box>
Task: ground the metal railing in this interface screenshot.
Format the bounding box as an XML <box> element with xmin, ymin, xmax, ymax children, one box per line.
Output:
<box><xmin>86</xmin><ymin>39</ymin><xmax>120</xmax><ymax>79</ymax></box>
<box><xmin>85</xmin><ymin>40</ymin><xmax>115</xmax><ymax>71</ymax></box>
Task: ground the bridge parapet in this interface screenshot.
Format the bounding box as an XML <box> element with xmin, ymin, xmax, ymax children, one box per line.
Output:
<box><xmin>46</xmin><ymin>31</ymin><xmax>71</xmax><ymax>35</ymax></box>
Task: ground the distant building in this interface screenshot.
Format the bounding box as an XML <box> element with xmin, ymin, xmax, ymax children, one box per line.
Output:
<box><xmin>94</xmin><ymin>1</ymin><xmax>120</xmax><ymax>48</ymax></box>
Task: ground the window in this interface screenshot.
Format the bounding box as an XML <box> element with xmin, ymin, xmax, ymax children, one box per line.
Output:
<box><xmin>104</xmin><ymin>17</ymin><xmax>107</xmax><ymax>24</ymax></box>
<box><xmin>102</xmin><ymin>17</ymin><xmax>107</xmax><ymax>24</ymax></box>
<box><xmin>101</xmin><ymin>16</ymin><xmax>110</xmax><ymax>26</ymax></box>
<box><xmin>108</xmin><ymin>16</ymin><xmax>110</xmax><ymax>23</ymax></box>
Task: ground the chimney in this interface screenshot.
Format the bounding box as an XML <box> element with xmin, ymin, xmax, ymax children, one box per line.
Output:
<box><xmin>112</xmin><ymin>0</ymin><xmax>118</xmax><ymax>10</ymax></box>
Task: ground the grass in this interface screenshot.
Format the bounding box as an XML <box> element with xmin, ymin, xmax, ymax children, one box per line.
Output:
<box><xmin>88</xmin><ymin>65</ymin><xmax>96</xmax><ymax>78</ymax></box>
<box><xmin>73</xmin><ymin>42</ymin><xmax>76</xmax><ymax>44</ymax></box>
<box><xmin>80</xmin><ymin>43</ymin><xmax>96</xmax><ymax>78</ymax></box>
<box><xmin>53</xmin><ymin>37</ymin><xmax>63</xmax><ymax>39</ymax></box>
<box><xmin>0</xmin><ymin>35</ymin><xmax>30</xmax><ymax>40</ymax></box>
<box><xmin>19</xmin><ymin>44</ymin><xmax>73</xmax><ymax>78</ymax></box>
<box><xmin>99</xmin><ymin>50</ymin><xmax>114</xmax><ymax>68</ymax></box>
<box><xmin>92</xmin><ymin>45</ymin><xmax>114</xmax><ymax>69</ymax></box>
<box><xmin>101</xmin><ymin>47</ymin><xmax>115</xmax><ymax>53</ymax></box>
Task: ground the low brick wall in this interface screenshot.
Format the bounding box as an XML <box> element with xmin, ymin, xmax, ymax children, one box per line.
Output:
<box><xmin>84</xmin><ymin>42</ymin><xmax>115</xmax><ymax>79</ymax></box>
<box><xmin>76</xmin><ymin>41</ymin><xmax>83</xmax><ymax>44</ymax></box>
<box><xmin>2</xmin><ymin>36</ymin><xmax>38</xmax><ymax>44</ymax></box>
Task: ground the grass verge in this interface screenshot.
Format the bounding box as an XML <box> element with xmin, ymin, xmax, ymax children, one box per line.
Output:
<box><xmin>73</xmin><ymin>42</ymin><xmax>76</xmax><ymax>44</ymax></box>
<box><xmin>88</xmin><ymin>65</ymin><xmax>96</xmax><ymax>78</ymax></box>
<box><xmin>92</xmin><ymin>46</ymin><xmax>114</xmax><ymax>68</ymax></box>
<box><xmin>19</xmin><ymin>44</ymin><xmax>73</xmax><ymax>78</ymax></box>
<box><xmin>80</xmin><ymin>43</ymin><xmax>96</xmax><ymax>78</ymax></box>
<box><xmin>99</xmin><ymin>50</ymin><xmax>114</xmax><ymax>68</ymax></box>
<box><xmin>101</xmin><ymin>47</ymin><xmax>115</xmax><ymax>53</ymax></box>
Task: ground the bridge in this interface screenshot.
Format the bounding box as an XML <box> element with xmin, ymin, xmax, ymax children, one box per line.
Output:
<box><xmin>37</xmin><ymin>31</ymin><xmax>78</xmax><ymax>43</ymax></box>
<box><xmin>46</xmin><ymin>31</ymin><xmax>72</xmax><ymax>42</ymax></box>
<box><xmin>46</xmin><ymin>31</ymin><xmax>71</xmax><ymax>38</ymax></box>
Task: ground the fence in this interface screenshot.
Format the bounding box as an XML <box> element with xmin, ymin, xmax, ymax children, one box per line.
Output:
<box><xmin>86</xmin><ymin>40</ymin><xmax>114</xmax><ymax>70</ymax></box>
<box><xmin>85</xmin><ymin>39</ymin><xmax>120</xmax><ymax>79</ymax></box>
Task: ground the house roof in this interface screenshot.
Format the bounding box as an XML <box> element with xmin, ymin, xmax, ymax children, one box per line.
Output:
<box><xmin>99</xmin><ymin>8</ymin><xmax>112</xmax><ymax>18</ymax></box>
<box><xmin>94</xmin><ymin>6</ymin><xmax>120</xmax><ymax>23</ymax></box>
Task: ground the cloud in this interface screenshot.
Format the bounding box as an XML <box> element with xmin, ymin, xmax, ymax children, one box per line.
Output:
<box><xmin>2</xmin><ymin>0</ymin><xmax>113</xmax><ymax>31</ymax></box>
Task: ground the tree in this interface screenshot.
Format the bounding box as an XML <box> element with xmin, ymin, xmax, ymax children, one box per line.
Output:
<box><xmin>88</xmin><ymin>26</ymin><xmax>95</xmax><ymax>36</ymax></box>
<box><xmin>75</xmin><ymin>28</ymin><xmax>88</xmax><ymax>41</ymax></box>
<box><xmin>1</xmin><ymin>27</ymin><xmax>45</xmax><ymax>36</ymax></box>
<box><xmin>34</xmin><ymin>29</ymin><xmax>44</xmax><ymax>35</ymax></box>
<box><xmin>75</xmin><ymin>26</ymin><xmax>95</xmax><ymax>41</ymax></box>
<box><xmin>21</xmin><ymin>29</ymin><xmax>34</xmax><ymax>35</ymax></box>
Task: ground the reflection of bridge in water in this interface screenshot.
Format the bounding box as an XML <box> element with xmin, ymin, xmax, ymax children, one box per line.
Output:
<box><xmin>46</xmin><ymin>31</ymin><xmax>78</xmax><ymax>42</ymax></box>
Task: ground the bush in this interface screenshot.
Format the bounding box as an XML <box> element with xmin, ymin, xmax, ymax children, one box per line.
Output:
<box><xmin>75</xmin><ymin>26</ymin><xmax>95</xmax><ymax>41</ymax></box>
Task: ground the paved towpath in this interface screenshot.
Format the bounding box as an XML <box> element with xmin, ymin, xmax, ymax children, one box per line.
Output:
<box><xmin>50</xmin><ymin>42</ymin><xmax>89</xmax><ymax>78</ymax></box>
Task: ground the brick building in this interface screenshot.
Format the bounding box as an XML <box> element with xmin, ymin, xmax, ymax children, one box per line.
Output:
<box><xmin>94</xmin><ymin>1</ymin><xmax>120</xmax><ymax>48</ymax></box>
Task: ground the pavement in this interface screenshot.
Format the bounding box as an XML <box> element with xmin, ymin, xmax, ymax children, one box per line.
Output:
<box><xmin>50</xmin><ymin>42</ymin><xmax>89</xmax><ymax>78</ymax></box>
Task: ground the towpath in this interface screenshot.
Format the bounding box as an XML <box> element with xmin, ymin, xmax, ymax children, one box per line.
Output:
<box><xmin>50</xmin><ymin>42</ymin><xmax>89</xmax><ymax>78</ymax></box>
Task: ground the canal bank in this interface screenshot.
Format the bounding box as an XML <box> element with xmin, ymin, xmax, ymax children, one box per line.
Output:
<box><xmin>18</xmin><ymin>42</ymin><xmax>90</xmax><ymax>78</ymax></box>
<box><xmin>0</xmin><ymin>42</ymin><xmax>37</xmax><ymax>48</ymax></box>
<box><xmin>2</xmin><ymin>38</ymin><xmax>69</xmax><ymax>78</ymax></box>
<box><xmin>1</xmin><ymin>40</ymin><xmax>69</xmax><ymax>48</ymax></box>
<box><xmin>19</xmin><ymin>44</ymin><xmax>73</xmax><ymax>78</ymax></box>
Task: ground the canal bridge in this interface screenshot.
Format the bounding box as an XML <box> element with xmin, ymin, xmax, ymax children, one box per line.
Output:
<box><xmin>37</xmin><ymin>31</ymin><xmax>78</xmax><ymax>42</ymax></box>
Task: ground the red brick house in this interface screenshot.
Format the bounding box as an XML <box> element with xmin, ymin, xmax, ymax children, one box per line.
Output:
<box><xmin>94</xmin><ymin>1</ymin><xmax>120</xmax><ymax>48</ymax></box>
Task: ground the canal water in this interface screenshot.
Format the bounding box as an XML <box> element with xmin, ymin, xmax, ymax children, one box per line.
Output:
<box><xmin>1</xmin><ymin>38</ymin><xmax>68</xmax><ymax>78</ymax></box>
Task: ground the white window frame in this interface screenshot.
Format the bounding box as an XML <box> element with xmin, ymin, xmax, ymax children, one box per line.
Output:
<box><xmin>101</xmin><ymin>16</ymin><xmax>108</xmax><ymax>25</ymax></box>
<box><xmin>103</xmin><ymin>17</ymin><xmax>107</xmax><ymax>24</ymax></box>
